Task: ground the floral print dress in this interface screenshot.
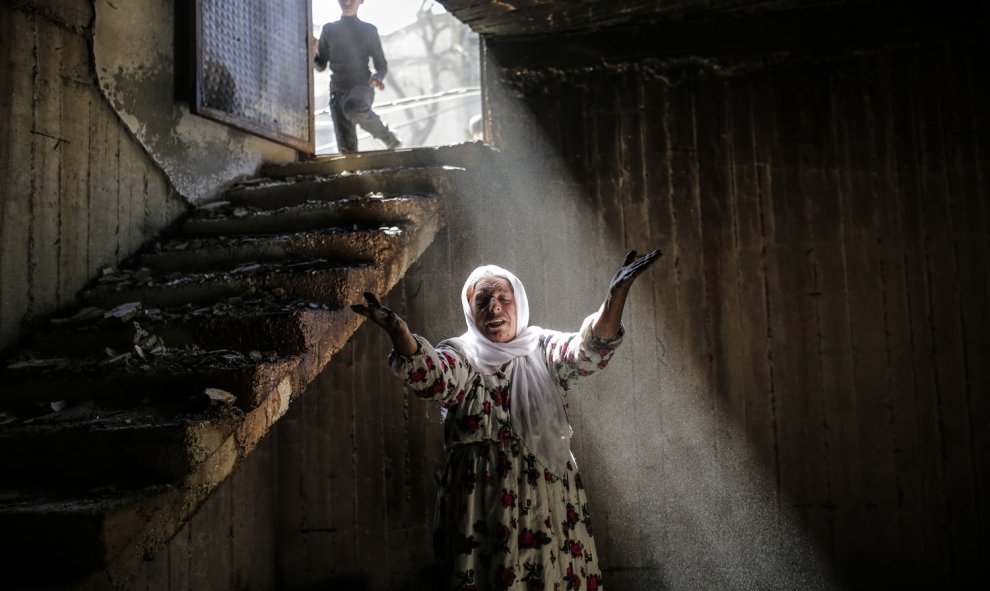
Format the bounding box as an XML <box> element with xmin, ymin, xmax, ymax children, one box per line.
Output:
<box><xmin>390</xmin><ymin>313</ymin><xmax>622</xmax><ymax>591</ymax></box>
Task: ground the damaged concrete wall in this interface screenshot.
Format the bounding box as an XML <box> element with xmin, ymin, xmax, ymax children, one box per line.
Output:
<box><xmin>0</xmin><ymin>0</ymin><xmax>188</xmax><ymax>351</ymax></box>
<box><xmin>92</xmin><ymin>0</ymin><xmax>297</xmax><ymax>204</ymax></box>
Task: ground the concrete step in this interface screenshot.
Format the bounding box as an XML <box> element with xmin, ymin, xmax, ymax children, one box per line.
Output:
<box><xmin>25</xmin><ymin>297</ymin><xmax>339</xmax><ymax>360</ymax></box>
<box><xmin>0</xmin><ymin>328</ymin><xmax>319</xmax><ymax>588</ymax></box>
<box><xmin>261</xmin><ymin>142</ymin><xmax>491</xmax><ymax>178</ymax></box>
<box><xmin>0</xmin><ymin>405</ymin><xmax>240</xmax><ymax>492</ymax></box>
<box><xmin>0</xmin><ymin>346</ymin><xmax>300</xmax><ymax>411</ymax></box>
<box><xmin>222</xmin><ymin>166</ymin><xmax>462</xmax><ymax>209</ymax></box>
<box><xmin>141</xmin><ymin>226</ymin><xmax>397</xmax><ymax>273</ymax></box>
<box><xmin>81</xmin><ymin>260</ymin><xmax>374</xmax><ymax>310</ymax></box>
<box><xmin>182</xmin><ymin>193</ymin><xmax>441</xmax><ymax>236</ymax></box>
<box><xmin>0</xmin><ymin>486</ymin><xmax>172</xmax><ymax>589</ymax></box>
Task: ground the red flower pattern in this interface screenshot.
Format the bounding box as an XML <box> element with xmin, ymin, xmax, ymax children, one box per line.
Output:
<box><xmin>494</xmin><ymin>565</ymin><xmax>516</xmax><ymax>589</ymax></box>
<box><xmin>458</xmin><ymin>414</ymin><xmax>481</xmax><ymax>434</ymax></box>
<box><xmin>569</xmin><ymin>540</ymin><xmax>584</xmax><ymax>558</ymax></box>
<box><xmin>496</xmin><ymin>524</ymin><xmax>511</xmax><ymax>542</ymax></box>
<box><xmin>456</xmin><ymin>534</ymin><xmax>479</xmax><ymax>555</ymax></box>
<box><xmin>564</xmin><ymin>565</ymin><xmax>581</xmax><ymax>590</ymax></box>
<box><xmin>518</xmin><ymin>528</ymin><xmax>552</xmax><ymax>549</ymax></box>
<box><xmin>491</xmin><ymin>387</ymin><xmax>507</xmax><ymax>409</ymax></box>
<box><xmin>588</xmin><ymin>573</ymin><xmax>603</xmax><ymax>590</ymax></box>
<box><xmin>518</xmin><ymin>528</ymin><xmax>539</xmax><ymax>549</ymax></box>
<box><xmin>497</xmin><ymin>451</ymin><xmax>512</xmax><ymax>477</ymax></box>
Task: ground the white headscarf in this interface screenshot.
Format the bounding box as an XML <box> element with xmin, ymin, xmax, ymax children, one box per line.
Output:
<box><xmin>442</xmin><ymin>265</ymin><xmax>573</xmax><ymax>477</ymax></box>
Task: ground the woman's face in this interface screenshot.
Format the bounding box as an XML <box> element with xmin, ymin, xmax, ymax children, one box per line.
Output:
<box><xmin>470</xmin><ymin>276</ymin><xmax>517</xmax><ymax>343</ymax></box>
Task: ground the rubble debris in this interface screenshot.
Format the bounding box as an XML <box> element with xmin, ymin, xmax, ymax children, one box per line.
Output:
<box><xmin>133</xmin><ymin>323</ymin><xmax>151</xmax><ymax>343</ymax></box>
<box><xmin>50</xmin><ymin>306</ymin><xmax>106</xmax><ymax>326</ymax></box>
<box><xmin>232</xmin><ymin>263</ymin><xmax>261</xmax><ymax>274</ymax></box>
<box><xmin>104</xmin><ymin>302</ymin><xmax>143</xmax><ymax>322</ymax></box>
<box><xmin>198</xmin><ymin>200</ymin><xmax>230</xmax><ymax>211</ymax></box>
<box><xmin>103</xmin><ymin>352</ymin><xmax>133</xmax><ymax>365</ymax></box>
<box><xmin>7</xmin><ymin>358</ymin><xmax>59</xmax><ymax>370</ymax></box>
<box><xmin>205</xmin><ymin>388</ymin><xmax>237</xmax><ymax>405</ymax></box>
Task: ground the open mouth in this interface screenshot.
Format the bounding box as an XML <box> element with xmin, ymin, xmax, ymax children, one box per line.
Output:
<box><xmin>486</xmin><ymin>319</ymin><xmax>507</xmax><ymax>329</ymax></box>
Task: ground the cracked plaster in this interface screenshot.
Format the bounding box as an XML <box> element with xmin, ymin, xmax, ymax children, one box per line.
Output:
<box><xmin>92</xmin><ymin>0</ymin><xmax>297</xmax><ymax>204</ymax></box>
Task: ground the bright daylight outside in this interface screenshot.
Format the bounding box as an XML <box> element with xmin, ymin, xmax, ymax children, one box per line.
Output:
<box><xmin>312</xmin><ymin>0</ymin><xmax>482</xmax><ymax>154</ymax></box>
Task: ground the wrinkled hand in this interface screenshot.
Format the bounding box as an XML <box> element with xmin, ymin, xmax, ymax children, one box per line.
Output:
<box><xmin>351</xmin><ymin>292</ymin><xmax>418</xmax><ymax>355</ymax></box>
<box><xmin>593</xmin><ymin>249</ymin><xmax>662</xmax><ymax>340</ymax></box>
<box><xmin>370</xmin><ymin>78</ymin><xmax>385</xmax><ymax>91</ymax></box>
<box><xmin>351</xmin><ymin>292</ymin><xmax>406</xmax><ymax>333</ymax></box>
<box><xmin>609</xmin><ymin>249</ymin><xmax>662</xmax><ymax>296</ymax></box>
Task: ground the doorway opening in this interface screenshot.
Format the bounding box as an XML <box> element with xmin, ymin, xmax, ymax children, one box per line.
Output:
<box><xmin>312</xmin><ymin>0</ymin><xmax>482</xmax><ymax>155</ymax></box>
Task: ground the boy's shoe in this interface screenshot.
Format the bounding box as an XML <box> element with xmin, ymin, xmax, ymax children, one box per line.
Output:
<box><xmin>382</xmin><ymin>130</ymin><xmax>402</xmax><ymax>149</ymax></box>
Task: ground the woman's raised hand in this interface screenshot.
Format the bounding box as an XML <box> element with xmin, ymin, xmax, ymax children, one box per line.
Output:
<box><xmin>593</xmin><ymin>249</ymin><xmax>662</xmax><ymax>340</ymax></box>
<box><xmin>351</xmin><ymin>292</ymin><xmax>419</xmax><ymax>355</ymax></box>
<box><xmin>351</xmin><ymin>292</ymin><xmax>402</xmax><ymax>330</ymax></box>
<box><xmin>608</xmin><ymin>249</ymin><xmax>662</xmax><ymax>296</ymax></box>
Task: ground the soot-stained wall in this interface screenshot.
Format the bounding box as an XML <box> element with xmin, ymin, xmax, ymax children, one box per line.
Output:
<box><xmin>468</xmin><ymin>32</ymin><xmax>989</xmax><ymax>589</ymax></box>
<box><xmin>0</xmin><ymin>1</ymin><xmax>188</xmax><ymax>351</ymax></box>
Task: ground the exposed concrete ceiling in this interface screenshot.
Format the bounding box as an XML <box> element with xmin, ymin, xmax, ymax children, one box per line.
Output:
<box><xmin>436</xmin><ymin>0</ymin><xmax>864</xmax><ymax>38</ymax></box>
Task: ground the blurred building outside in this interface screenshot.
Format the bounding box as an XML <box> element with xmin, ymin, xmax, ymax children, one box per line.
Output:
<box><xmin>312</xmin><ymin>3</ymin><xmax>482</xmax><ymax>154</ymax></box>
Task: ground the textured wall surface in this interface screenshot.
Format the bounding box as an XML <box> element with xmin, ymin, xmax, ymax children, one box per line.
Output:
<box><xmin>93</xmin><ymin>0</ymin><xmax>298</xmax><ymax>203</ymax></box>
<box><xmin>0</xmin><ymin>1</ymin><xmax>188</xmax><ymax>351</ymax></box>
<box><xmin>470</xmin><ymin>36</ymin><xmax>989</xmax><ymax>589</ymax></box>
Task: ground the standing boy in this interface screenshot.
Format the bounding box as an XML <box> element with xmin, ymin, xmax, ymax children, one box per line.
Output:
<box><xmin>314</xmin><ymin>0</ymin><xmax>401</xmax><ymax>152</ymax></box>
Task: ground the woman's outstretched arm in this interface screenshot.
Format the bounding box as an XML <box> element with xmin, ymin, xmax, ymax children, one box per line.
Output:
<box><xmin>350</xmin><ymin>292</ymin><xmax>419</xmax><ymax>356</ymax></box>
<box><xmin>592</xmin><ymin>249</ymin><xmax>662</xmax><ymax>340</ymax></box>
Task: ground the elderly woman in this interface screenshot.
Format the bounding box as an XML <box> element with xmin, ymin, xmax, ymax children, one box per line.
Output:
<box><xmin>352</xmin><ymin>250</ymin><xmax>660</xmax><ymax>591</ymax></box>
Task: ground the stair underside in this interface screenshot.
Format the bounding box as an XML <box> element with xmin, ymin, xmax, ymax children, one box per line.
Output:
<box><xmin>0</xmin><ymin>158</ymin><xmax>460</xmax><ymax>589</ymax></box>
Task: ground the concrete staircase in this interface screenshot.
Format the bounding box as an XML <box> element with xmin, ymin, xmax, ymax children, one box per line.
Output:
<box><xmin>0</xmin><ymin>144</ymin><xmax>488</xmax><ymax>590</ymax></box>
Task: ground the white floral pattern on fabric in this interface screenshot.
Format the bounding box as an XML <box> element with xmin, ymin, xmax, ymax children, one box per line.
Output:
<box><xmin>389</xmin><ymin>312</ymin><xmax>623</xmax><ymax>591</ymax></box>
